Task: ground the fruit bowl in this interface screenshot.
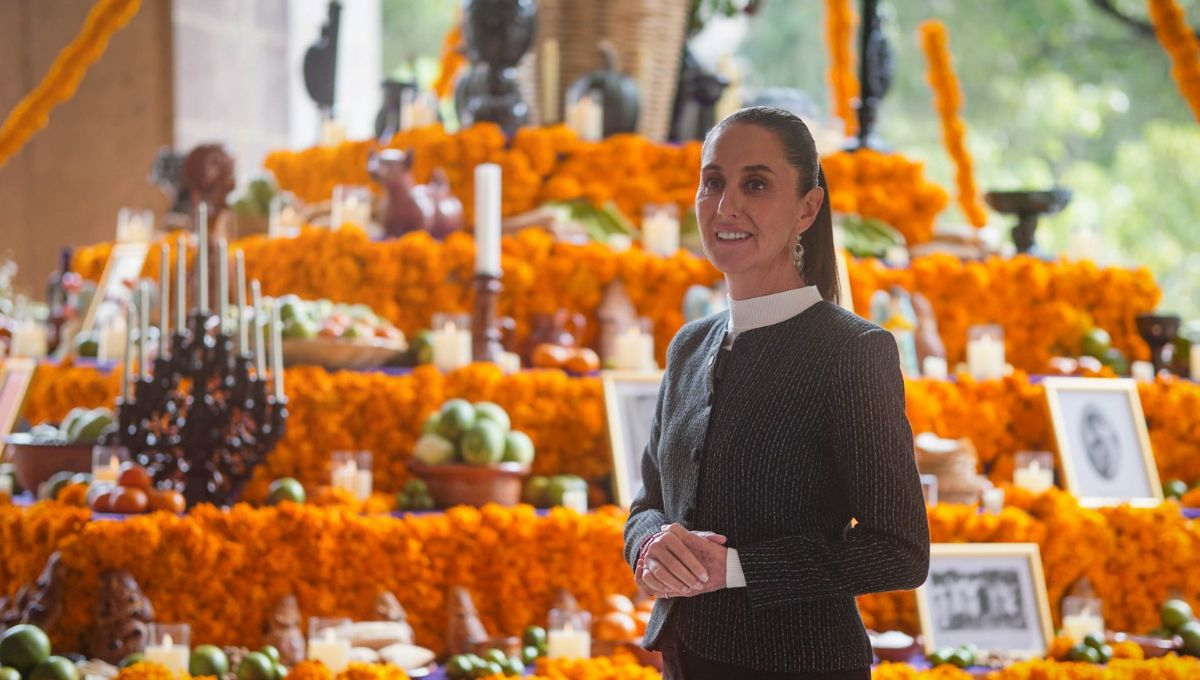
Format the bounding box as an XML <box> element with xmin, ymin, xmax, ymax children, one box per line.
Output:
<box><xmin>405</xmin><ymin>460</ymin><xmax>530</xmax><ymax>508</ymax></box>
<box><xmin>282</xmin><ymin>337</ymin><xmax>406</xmax><ymax>370</ymax></box>
<box><xmin>5</xmin><ymin>434</ymin><xmax>94</xmax><ymax>492</ymax></box>
<box><xmin>1109</xmin><ymin>632</ymin><xmax>1179</xmax><ymax>659</ymax></box>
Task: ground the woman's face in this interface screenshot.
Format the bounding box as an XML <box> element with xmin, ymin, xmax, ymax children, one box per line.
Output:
<box><xmin>695</xmin><ymin>124</ymin><xmax>822</xmax><ymax>288</ymax></box>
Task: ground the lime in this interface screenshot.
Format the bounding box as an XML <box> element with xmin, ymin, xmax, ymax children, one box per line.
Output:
<box><xmin>421</xmin><ymin>412</ymin><xmax>441</xmax><ymax>435</ymax></box>
<box><xmin>1083</xmin><ymin>632</ymin><xmax>1107</xmax><ymax>651</ymax></box>
<box><xmin>1179</xmin><ymin>621</ymin><xmax>1200</xmax><ymax>653</ymax></box>
<box><xmin>437</xmin><ymin>399</ymin><xmax>476</xmax><ymax>441</ymax></box>
<box><xmin>502</xmin><ymin>658</ymin><xmax>525</xmax><ymax>676</ymax></box>
<box><xmin>0</xmin><ymin>667</ymin><xmax>21</xmax><ymax>680</ymax></box>
<box><xmin>1099</xmin><ymin>347</ymin><xmax>1129</xmax><ymax>376</ymax></box>
<box><xmin>118</xmin><ymin>654</ymin><xmax>144</xmax><ymax>669</ymax></box>
<box><xmin>258</xmin><ymin>646</ymin><xmax>281</xmax><ymax>665</ymax></box>
<box><xmin>273</xmin><ymin>662</ymin><xmax>287</xmax><ymax>680</ymax></box>
<box><xmin>482</xmin><ymin>662</ymin><xmax>503</xmax><ymax>678</ymax></box>
<box><xmin>394</xmin><ymin>492</ymin><xmax>410</xmax><ymax>510</ymax></box>
<box><xmin>1081</xmin><ymin>328</ymin><xmax>1112</xmax><ymax>358</ymax></box>
<box><xmin>30</xmin><ymin>657</ymin><xmax>78</xmax><ymax>680</ymax></box>
<box><xmin>950</xmin><ymin>648</ymin><xmax>974</xmax><ymax>668</ymax></box>
<box><xmin>266</xmin><ymin>478</ymin><xmax>306</xmax><ymax>505</ymax></box>
<box><xmin>522</xmin><ymin>625</ymin><xmax>547</xmax><ymax>649</ymax></box>
<box><xmin>521</xmin><ymin>646</ymin><xmax>540</xmax><ymax>665</ymax></box>
<box><xmin>472</xmin><ymin>402</ymin><xmax>511</xmax><ymax>433</ymax></box>
<box><xmin>1067</xmin><ymin>644</ymin><xmax>1100</xmax><ymax>663</ymax></box>
<box><xmin>1164</xmin><ymin>480</ymin><xmax>1189</xmax><ymax>500</ymax></box>
<box><xmin>412</xmin><ymin>494</ymin><xmax>436</xmax><ymax>511</ymax></box>
<box><xmin>522</xmin><ymin>477</ymin><xmax>550</xmax><ymax>507</ymax></box>
<box><xmin>502</xmin><ymin>431</ymin><xmax>535</xmax><ymax>466</ymax></box>
<box><xmin>1162</xmin><ymin>599</ymin><xmax>1195</xmax><ymax>631</ymax></box>
<box><xmin>0</xmin><ymin>625</ymin><xmax>52</xmax><ymax>674</ymax></box>
<box><xmin>927</xmin><ymin>648</ymin><xmax>954</xmax><ymax>666</ymax></box>
<box><xmin>445</xmin><ymin>656</ymin><xmax>472</xmax><ymax>680</ymax></box>
<box><xmin>1095</xmin><ymin>644</ymin><xmax>1113</xmax><ymax>664</ymax></box>
<box><xmin>189</xmin><ymin>645</ymin><xmax>229</xmax><ymax>677</ymax></box>
<box><xmin>482</xmin><ymin>649</ymin><xmax>507</xmax><ymax>666</ymax></box>
<box><xmin>237</xmin><ymin>652</ymin><xmax>275</xmax><ymax>680</ymax></box>
<box><xmin>460</xmin><ymin>420</ymin><xmax>506</xmax><ymax>465</ymax></box>
<box><xmin>413</xmin><ymin>433</ymin><xmax>456</xmax><ymax>466</ymax></box>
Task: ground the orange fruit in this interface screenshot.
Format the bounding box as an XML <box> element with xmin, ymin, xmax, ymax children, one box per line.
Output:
<box><xmin>110</xmin><ymin>487</ymin><xmax>149</xmax><ymax>514</ymax></box>
<box><xmin>634</xmin><ymin>610</ymin><xmax>651</xmax><ymax>636</ymax></box>
<box><xmin>605</xmin><ymin>594</ymin><xmax>635</xmax><ymax>615</ymax></box>
<box><xmin>90</xmin><ymin>491</ymin><xmax>114</xmax><ymax>513</ymax></box>
<box><xmin>564</xmin><ymin>348</ymin><xmax>600</xmax><ymax>374</ymax></box>
<box><xmin>117</xmin><ymin>463</ymin><xmax>152</xmax><ymax>490</ymax></box>
<box><xmin>148</xmin><ymin>489</ymin><xmax>186</xmax><ymax>513</ymax></box>
<box><xmin>532</xmin><ymin>343</ymin><xmax>570</xmax><ymax>369</ymax></box>
<box><xmin>592</xmin><ymin>611</ymin><xmax>637</xmax><ymax>641</ymax></box>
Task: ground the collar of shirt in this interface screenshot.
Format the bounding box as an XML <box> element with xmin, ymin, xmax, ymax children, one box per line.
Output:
<box><xmin>725</xmin><ymin>285</ymin><xmax>822</xmax><ymax>344</ymax></box>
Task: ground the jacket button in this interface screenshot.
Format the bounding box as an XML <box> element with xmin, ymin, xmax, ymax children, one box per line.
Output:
<box><xmin>683</xmin><ymin>506</ymin><xmax>695</xmax><ymax>522</ymax></box>
<box><xmin>690</xmin><ymin>447</ymin><xmax>702</xmax><ymax>462</ymax></box>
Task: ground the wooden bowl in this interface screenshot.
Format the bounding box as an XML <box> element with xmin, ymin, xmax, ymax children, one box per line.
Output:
<box><xmin>1110</xmin><ymin>632</ymin><xmax>1179</xmax><ymax>659</ymax></box>
<box><xmin>5</xmin><ymin>434</ymin><xmax>94</xmax><ymax>492</ymax></box>
<box><xmin>282</xmin><ymin>337</ymin><xmax>406</xmax><ymax>370</ymax></box>
<box><xmin>406</xmin><ymin>460</ymin><xmax>530</xmax><ymax>508</ymax></box>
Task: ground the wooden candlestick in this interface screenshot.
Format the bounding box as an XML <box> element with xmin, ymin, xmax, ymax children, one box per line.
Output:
<box><xmin>471</xmin><ymin>274</ymin><xmax>504</xmax><ymax>364</ymax></box>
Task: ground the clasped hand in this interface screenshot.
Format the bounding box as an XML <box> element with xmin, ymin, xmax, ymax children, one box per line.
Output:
<box><xmin>636</xmin><ymin>523</ymin><xmax>727</xmax><ymax>598</ymax></box>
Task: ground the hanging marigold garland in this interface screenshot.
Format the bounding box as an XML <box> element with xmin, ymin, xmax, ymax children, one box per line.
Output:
<box><xmin>0</xmin><ymin>0</ymin><xmax>142</xmax><ymax>167</ymax></box>
<box><xmin>824</xmin><ymin>0</ymin><xmax>860</xmax><ymax>137</ymax></box>
<box><xmin>1148</xmin><ymin>0</ymin><xmax>1200</xmax><ymax>121</ymax></box>
<box><xmin>917</xmin><ymin>20</ymin><xmax>988</xmax><ymax>228</ymax></box>
<box><xmin>432</xmin><ymin>21</ymin><xmax>467</xmax><ymax>100</ymax></box>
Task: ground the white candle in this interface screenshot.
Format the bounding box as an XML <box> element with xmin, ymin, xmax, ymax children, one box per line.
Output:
<box><xmin>332</xmin><ymin>459</ymin><xmax>356</xmax><ymax>493</ymax></box>
<box><xmin>94</xmin><ymin>456</ymin><xmax>121</xmax><ymax>484</ymax></box>
<box><xmin>546</xmin><ymin>628</ymin><xmax>591</xmax><ymax>659</ymax></box>
<box><xmin>198</xmin><ymin>203</ymin><xmax>209</xmax><ymax>312</ymax></box>
<box><xmin>355</xmin><ymin>467</ymin><xmax>372</xmax><ymax>501</ymax></box>
<box><xmin>217</xmin><ymin>239</ymin><xmax>229</xmax><ymax>330</ymax></box>
<box><xmin>122</xmin><ymin>305</ymin><xmax>134</xmax><ymax>402</ymax></box>
<box><xmin>614</xmin><ymin>327</ymin><xmax>644</xmax><ymax>371</ymax></box>
<box><xmin>0</xmin><ymin>475</ymin><xmax>11</xmax><ymax>498</ymax></box>
<box><xmin>541</xmin><ymin>39</ymin><xmax>560</xmax><ymax>124</ymax></box>
<box><xmin>159</xmin><ymin>243</ymin><xmax>170</xmax><ymax>358</ymax></box>
<box><xmin>432</xmin><ymin>321</ymin><xmax>471</xmax><ymax>372</ymax></box>
<box><xmin>1061</xmin><ymin>614</ymin><xmax>1105</xmax><ymax>642</ymax></box>
<box><xmin>144</xmin><ymin>634</ymin><xmax>189</xmax><ymax>675</ymax></box>
<box><xmin>562</xmin><ymin>488</ymin><xmax>588</xmax><ymax>514</ymax></box>
<box><xmin>272</xmin><ymin>299</ymin><xmax>284</xmax><ymax>400</ymax></box>
<box><xmin>307</xmin><ymin>630</ymin><xmax>350</xmax><ymax>672</ymax></box>
<box><xmin>499</xmin><ymin>351</ymin><xmax>522</xmax><ymax>374</ymax></box>
<box><xmin>566</xmin><ymin>95</ymin><xmax>603</xmax><ymax>142</ymax></box>
<box><xmin>981</xmin><ymin>486</ymin><xmax>1005</xmax><ymax>513</ymax></box>
<box><xmin>922</xmin><ymin>356</ymin><xmax>948</xmax><ymax>380</ymax></box>
<box><xmin>98</xmin><ymin>311</ymin><xmax>127</xmax><ymax>363</ymax></box>
<box><xmin>10</xmin><ymin>321</ymin><xmax>48</xmax><ymax>358</ymax></box>
<box><xmin>1191</xmin><ymin>344</ymin><xmax>1200</xmax><ymax>381</ymax></box>
<box><xmin>175</xmin><ymin>236</ymin><xmax>187</xmax><ymax>332</ymax></box>
<box><xmin>967</xmin><ymin>335</ymin><xmax>1005</xmax><ymax>380</ymax></box>
<box><xmin>139</xmin><ymin>282</ymin><xmax>151</xmax><ymax>380</ymax></box>
<box><xmin>251</xmin><ymin>281</ymin><xmax>266</xmax><ymax>377</ymax></box>
<box><xmin>236</xmin><ymin>249</ymin><xmax>248</xmax><ymax>354</ymax></box>
<box><xmin>1013</xmin><ymin>462</ymin><xmax>1054</xmax><ymax>494</ymax></box>
<box><xmin>1131</xmin><ymin>360</ymin><xmax>1155</xmax><ymax>382</ymax></box>
<box><xmin>474</xmin><ymin>164</ymin><xmax>502</xmax><ymax>276</ymax></box>
<box><xmin>641</xmin><ymin>210</ymin><xmax>680</xmax><ymax>257</ymax></box>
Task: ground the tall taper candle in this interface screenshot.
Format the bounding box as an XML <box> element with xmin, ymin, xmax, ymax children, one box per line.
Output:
<box><xmin>235</xmin><ymin>249</ymin><xmax>248</xmax><ymax>353</ymax></box>
<box><xmin>198</xmin><ymin>203</ymin><xmax>209</xmax><ymax>311</ymax></box>
<box><xmin>175</xmin><ymin>236</ymin><xmax>186</xmax><ymax>332</ymax></box>
<box><xmin>272</xmin><ymin>298</ymin><xmax>284</xmax><ymax>400</ymax></box>
<box><xmin>217</xmin><ymin>239</ymin><xmax>229</xmax><ymax>330</ymax></box>
<box><xmin>139</xmin><ymin>281</ymin><xmax>150</xmax><ymax>380</ymax></box>
<box><xmin>122</xmin><ymin>305</ymin><xmax>134</xmax><ymax>402</ymax></box>
<box><xmin>251</xmin><ymin>280</ymin><xmax>265</xmax><ymax>377</ymax></box>
<box><xmin>159</xmin><ymin>243</ymin><xmax>170</xmax><ymax>357</ymax></box>
<box><xmin>474</xmin><ymin>163</ymin><xmax>502</xmax><ymax>276</ymax></box>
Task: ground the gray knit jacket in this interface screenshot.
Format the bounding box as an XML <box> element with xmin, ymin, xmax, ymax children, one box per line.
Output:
<box><xmin>624</xmin><ymin>301</ymin><xmax>930</xmax><ymax>673</ymax></box>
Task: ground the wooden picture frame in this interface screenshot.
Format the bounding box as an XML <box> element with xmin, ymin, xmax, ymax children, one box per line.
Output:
<box><xmin>916</xmin><ymin>543</ymin><xmax>1054</xmax><ymax>658</ymax></box>
<box><xmin>79</xmin><ymin>241</ymin><xmax>150</xmax><ymax>337</ymax></box>
<box><xmin>0</xmin><ymin>358</ymin><xmax>37</xmax><ymax>440</ymax></box>
<box><xmin>602</xmin><ymin>370</ymin><xmax>664</xmax><ymax>508</ymax></box>
<box><xmin>1043</xmin><ymin>377</ymin><xmax>1162</xmax><ymax>507</ymax></box>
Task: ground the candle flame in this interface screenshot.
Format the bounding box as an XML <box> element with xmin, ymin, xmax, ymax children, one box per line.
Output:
<box><xmin>162</xmin><ymin>633</ymin><xmax>173</xmax><ymax>648</ymax></box>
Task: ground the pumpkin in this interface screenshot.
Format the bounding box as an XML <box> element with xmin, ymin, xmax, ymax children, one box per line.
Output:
<box><xmin>566</xmin><ymin>41</ymin><xmax>640</xmax><ymax>137</ymax></box>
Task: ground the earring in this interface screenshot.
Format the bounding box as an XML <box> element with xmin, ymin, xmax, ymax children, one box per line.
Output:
<box><xmin>793</xmin><ymin>234</ymin><xmax>805</xmax><ymax>272</ymax></box>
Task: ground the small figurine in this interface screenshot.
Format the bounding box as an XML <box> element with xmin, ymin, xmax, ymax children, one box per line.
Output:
<box><xmin>86</xmin><ymin>570</ymin><xmax>155</xmax><ymax>664</ymax></box>
<box><xmin>264</xmin><ymin>594</ymin><xmax>306</xmax><ymax>666</ymax></box>
<box><xmin>446</xmin><ymin>587</ymin><xmax>489</xmax><ymax>657</ymax></box>
<box><xmin>368</xmin><ymin>149</ymin><xmax>464</xmax><ymax>239</ymax></box>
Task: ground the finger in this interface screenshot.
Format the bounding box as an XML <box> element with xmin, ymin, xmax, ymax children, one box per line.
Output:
<box><xmin>650</xmin><ymin>545</ymin><xmax>701</xmax><ymax>591</ymax></box>
<box><xmin>646</xmin><ymin>557</ymin><xmax>690</xmax><ymax>593</ymax></box>
<box><xmin>693</xmin><ymin>531</ymin><xmax>727</xmax><ymax>545</ymax></box>
<box><xmin>661</xmin><ymin>533</ymin><xmax>709</xmax><ymax>585</ymax></box>
<box><xmin>640</xmin><ymin>569</ymin><xmax>673</xmax><ymax>596</ymax></box>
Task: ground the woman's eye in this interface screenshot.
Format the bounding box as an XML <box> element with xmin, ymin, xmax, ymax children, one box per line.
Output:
<box><xmin>702</xmin><ymin>177</ymin><xmax>723</xmax><ymax>191</ymax></box>
<box><xmin>746</xmin><ymin>179</ymin><xmax>767</xmax><ymax>191</ymax></box>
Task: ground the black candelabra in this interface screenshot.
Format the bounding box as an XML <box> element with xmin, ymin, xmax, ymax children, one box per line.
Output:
<box><xmin>112</xmin><ymin>308</ymin><xmax>286</xmax><ymax>508</ymax></box>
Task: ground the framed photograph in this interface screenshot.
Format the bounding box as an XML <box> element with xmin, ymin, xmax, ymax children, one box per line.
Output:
<box><xmin>79</xmin><ymin>241</ymin><xmax>150</xmax><ymax>337</ymax></box>
<box><xmin>916</xmin><ymin>543</ymin><xmax>1053</xmax><ymax>658</ymax></box>
<box><xmin>602</xmin><ymin>370</ymin><xmax>664</xmax><ymax>508</ymax></box>
<box><xmin>1043</xmin><ymin>377</ymin><xmax>1162</xmax><ymax>507</ymax></box>
<box><xmin>0</xmin><ymin>358</ymin><xmax>38</xmax><ymax>439</ymax></box>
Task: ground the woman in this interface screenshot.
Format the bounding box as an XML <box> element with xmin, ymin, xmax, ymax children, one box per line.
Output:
<box><xmin>624</xmin><ymin>107</ymin><xmax>930</xmax><ymax>679</ymax></box>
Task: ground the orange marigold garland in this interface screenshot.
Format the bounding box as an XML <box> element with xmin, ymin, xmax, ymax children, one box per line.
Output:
<box><xmin>1148</xmin><ymin>0</ymin><xmax>1200</xmax><ymax>122</ymax></box>
<box><xmin>821</xmin><ymin>149</ymin><xmax>949</xmax><ymax>245</ymax></box>
<box><xmin>0</xmin><ymin>0</ymin><xmax>143</xmax><ymax>167</ymax></box>
<box><xmin>917</xmin><ymin>20</ymin><xmax>987</xmax><ymax>228</ymax></box>
<box><xmin>824</xmin><ymin>0</ymin><xmax>860</xmax><ymax>138</ymax></box>
<box><xmin>432</xmin><ymin>22</ymin><xmax>467</xmax><ymax>100</ymax></box>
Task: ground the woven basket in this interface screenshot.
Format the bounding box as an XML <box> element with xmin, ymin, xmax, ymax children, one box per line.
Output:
<box><xmin>516</xmin><ymin>0</ymin><xmax>689</xmax><ymax>141</ymax></box>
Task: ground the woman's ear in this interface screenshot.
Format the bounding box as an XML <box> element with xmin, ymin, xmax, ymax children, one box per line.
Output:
<box><xmin>795</xmin><ymin>186</ymin><xmax>825</xmax><ymax>233</ymax></box>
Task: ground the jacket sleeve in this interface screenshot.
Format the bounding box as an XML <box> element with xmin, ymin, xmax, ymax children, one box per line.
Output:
<box><xmin>736</xmin><ymin>328</ymin><xmax>930</xmax><ymax>610</ymax></box>
<box><xmin>623</xmin><ymin>349</ymin><xmax>674</xmax><ymax>570</ymax></box>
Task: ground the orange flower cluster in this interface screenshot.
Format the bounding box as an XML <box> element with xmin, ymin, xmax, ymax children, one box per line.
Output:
<box><xmin>1148</xmin><ymin>0</ymin><xmax>1200</xmax><ymax>122</ymax></box>
<box><xmin>114</xmin><ymin>663</ymin><xmax>191</xmax><ymax>680</ymax></box>
<box><xmin>872</xmin><ymin>664</ymin><xmax>972</xmax><ymax>680</ymax></box>
<box><xmin>824</xmin><ymin>0</ymin><xmax>860</xmax><ymax>138</ymax></box>
<box><xmin>858</xmin><ymin>489</ymin><xmax>1200</xmax><ymax>638</ymax></box>
<box><xmin>0</xmin><ymin>503</ymin><xmax>634</xmax><ymax>655</ymax></box>
<box><xmin>0</xmin><ymin>0</ymin><xmax>142</xmax><ymax>166</ymax></box>
<box><xmin>917</xmin><ymin>20</ymin><xmax>987</xmax><ymax>228</ymax></box>
<box><xmin>285</xmin><ymin>662</ymin><xmax>333</xmax><ymax>680</ymax></box>
<box><xmin>261</xmin><ymin>124</ymin><xmax>704</xmax><ymax>231</ymax></box>
<box><xmin>519</xmin><ymin>656</ymin><xmax>663</xmax><ymax>680</ymax></box>
<box><xmin>333</xmin><ymin>664</ymin><xmax>410</xmax><ymax>680</ymax></box>
<box><xmin>987</xmin><ymin>655</ymin><xmax>1200</xmax><ymax>679</ymax></box>
<box><xmin>432</xmin><ymin>22</ymin><xmax>466</xmax><ymax>100</ymax></box>
<box><xmin>71</xmin><ymin>227</ymin><xmax>720</xmax><ymax>367</ymax></box>
<box><xmin>822</xmin><ymin>150</ymin><xmax>950</xmax><ymax>245</ymax></box>
<box><xmin>847</xmin><ymin>254</ymin><xmax>1161</xmax><ymax>371</ymax></box>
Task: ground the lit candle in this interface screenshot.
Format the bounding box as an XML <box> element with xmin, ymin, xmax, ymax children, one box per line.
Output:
<box><xmin>9</xmin><ymin>320</ymin><xmax>48</xmax><ymax>358</ymax></box>
<box><xmin>922</xmin><ymin>356</ymin><xmax>949</xmax><ymax>380</ymax></box>
<box><xmin>236</xmin><ymin>249</ymin><xmax>248</xmax><ymax>354</ymax></box>
<box><xmin>272</xmin><ymin>298</ymin><xmax>284</xmax><ymax>400</ymax></box>
<box><xmin>474</xmin><ymin>164</ymin><xmax>502</xmax><ymax>276</ymax></box>
<box><xmin>641</xmin><ymin>209</ymin><xmax>679</xmax><ymax>257</ymax></box>
<box><xmin>432</xmin><ymin>321</ymin><xmax>471</xmax><ymax>372</ymax></box>
<box><xmin>175</xmin><ymin>236</ymin><xmax>187</xmax><ymax>332</ymax></box>
<box><xmin>546</xmin><ymin>626</ymin><xmax>591</xmax><ymax>659</ymax></box>
<box><xmin>198</xmin><ymin>203</ymin><xmax>209</xmax><ymax>312</ymax></box>
<box><xmin>139</xmin><ymin>281</ymin><xmax>150</xmax><ymax>380</ymax></box>
<box><xmin>332</xmin><ymin>458</ymin><xmax>356</xmax><ymax>493</ymax></box>
<box><xmin>94</xmin><ymin>456</ymin><xmax>121</xmax><ymax>483</ymax></box>
<box><xmin>1131</xmin><ymin>360</ymin><xmax>1155</xmax><ymax>383</ymax></box>
<box><xmin>307</xmin><ymin>629</ymin><xmax>350</xmax><ymax>672</ymax></box>
<box><xmin>1013</xmin><ymin>461</ymin><xmax>1054</xmax><ymax>494</ymax></box>
<box><xmin>217</xmin><ymin>239</ymin><xmax>229</xmax><ymax>330</ymax></box>
<box><xmin>562</xmin><ymin>488</ymin><xmax>588</xmax><ymax>514</ymax></box>
<box><xmin>144</xmin><ymin>633</ymin><xmax>189</xmax><ymax>674</ymax></box>
<box><xmin>967</xmin><ymin>334</ymin><xmax>1005</xmax><ymax>380</ymax></box>
<box><xmin>159</xmin><ymin>243</ymin><xmax>170</xmax><ymax>358</ymax></box>
<box><xmin>614</xmin><ymin>326</ymin><xmax>644</xmax><ymax>371</ymax></box>
<box><xmin>1191</xmin><ymin>344</ymin><xmax>1200</xmax><ymax>381</ymax></box>
<box><xmin>122</xmin><ymin>305</ymin><xmax>134</xmax><ymax>402</ymax></box>
<box><xmin>541</xmin><ymin>39</ymin><xmax>560</xmax><ymax>123</ymax></box>
<box><xmin>251</xmin><ymin>281</ymin><xmax>266</xmax><ymax>377</ymax></box>
<box><xmin>981</xmin><ymin>486</ymin><xmax>1005</xmax><ymax>514</ymax></box>
<box><xmin>1061</xmin><ymin>613</ymin><xmax>1104</xmax><ymax>642</ymax></box>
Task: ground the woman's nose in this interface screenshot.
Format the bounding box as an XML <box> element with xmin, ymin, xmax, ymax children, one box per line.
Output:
<box><xmin>717</xmin><ymin>189</ymin><xmax>742</xmax><ymax>219</ymax></box>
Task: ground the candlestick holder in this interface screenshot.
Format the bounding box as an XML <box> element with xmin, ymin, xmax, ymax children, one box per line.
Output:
<box><xmin>472</xmin><ymin>274</ymin><xmax>504</xmax><ymax>364</ymax></box>
<box><xmin>108</xmin><ymin>308</ymin><xmax>286</xmax><ymax>507</ymax></box>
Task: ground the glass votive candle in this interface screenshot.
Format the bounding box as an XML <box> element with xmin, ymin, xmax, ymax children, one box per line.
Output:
<box><xmin>1061</xmin><ymin>596</ymin><xmax>1104</xmax><ymax>642</ymax></box>
<box><xmin>145</xmin><ymin>623</ymin><xmax>190</xmax><ymax>673</ymax></box>
<box><xmin>546</xmin><ymin>608</ymin><xmax>591</xmax><ymax>659</ymax></box>
<box><xmin>307</xmin><ymin>617</ymin><xmax>351</xmax><ymax>672</ymax></box>
<box><xmin>92</xmin><ymin>446</ymin><xmax>129</xmax><ymax>484</ymax></box>
<box><xmin>980</xmin><ymin>482</ymin><xmax>1005</xmax><ymax>514</ymax></box>
<box><xmin>331</xmin><ymin>451</ymin><xmax>372</xmax><ymax>501</ymax></box>
<box><xmin>331</xmin><ymin>185</ymin><xmax>372</xmax><ymax>231</ymax></box>
<box><xmin>1013</xmin><ymin>451</ymin><xmax>1055</xmax><ymax>494</ymax></box>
